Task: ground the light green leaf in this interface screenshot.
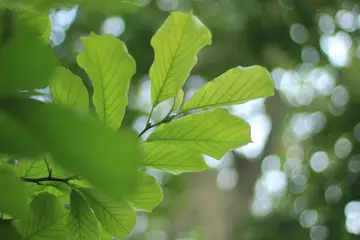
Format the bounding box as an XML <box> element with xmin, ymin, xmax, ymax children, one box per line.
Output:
<box><xmin>66</xmin><ymin>190</ymin><xmax>99</xmax><ymax>240</ymax></box>
<box><xmin>80</xmin><ymin>188</ymin><xmax>136</xmax><ymax>238</ymax></box>
<box><xmin>50</xmin><ymin>67</ymin><xmax>89</xmax><ymax>113</ymax></box>
<box><xmin>126</xmin><ymin>171</ymin><xmax>162</xmax><ymax>212</ymax></box>
<box><xmin>3</xmin><ymin>98</ymin><xmax>143</xmax><ymax>201</ymax></box>
<box><xmin>149</xmin><ymin>11</ymin><xmax>212</xmax><ymax>106</ymax></box>
<box><xmin>16</xmin><ymin>193</ymin><xmax>67</xmax><ymax>239</ymax></box>
<box><xmin>143</xmin><ymin>142</ymin><xmax>208</xmax><ymax>175</ymax></box>
<box><xmin>147</xmin><ymin>108</ymin><xmax>251</xmax><ymax>159</ymax></box>
<box><xmin>16</xmin><ymin>10</ymin><xmax>51</xmax><ymax>42</ymax></box>
<box><xmin>16</xmin><ymin>158</ymin><xmax>48</xmax><ymax>178</ymax></box>
<box><xmin>0</xmin><ymin>167</ymin><xmax>30</xmax><ymax>219</ymax></box>
<box><xmin>182</xmin><ymin>66</ymin><xmax>274</xmax><ymax>112</ymax></box>
<box><xmin>0</xmin><ymin>220</ymin><xmax>22</xmax><ymax>240</ymax></box>
<box><xmin>77</xmin><ymin>33</ymin><xmax>136</xmax><ymax>130</ymax></box>
<box><xmin>97</xmin><ymin>221</ymin><xmax>113</xmax><ymax>240</ymax></box>
<box><xmin>173</xmin><ymin>89</ymin><xmax>184</xmax><ymax>111</ymax></box>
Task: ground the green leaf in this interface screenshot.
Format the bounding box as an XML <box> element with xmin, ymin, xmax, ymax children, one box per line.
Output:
<box><xmin>143</xmin><ymin>142</ymin><xmax>208</xmax><ymax>175</ymax></box>
<box><xmin>16</xmin><ymin>10</ymin><xmax>51</xmax><ymax>42</ymax></box>
<box><xmin>147</xmin><ymin>108</ymin><xmax>251</xmax><ymax>159</ymax></box>
<box><xmin>173</xmin><ymin>89</ymin><xmax>184</xmax><ymax>111</ymax></box>
<box><xmin>0</xmin><ymin>166</ymin><xmax>30</xmax><ymax>219</ymax></box>
<box><xmin>182</xmin><ymin>66</ymin><xmax>274</xmax><ymax>112</ymax></box>
<box><xmin>149</xmin><ymin>11</ymin><xmax>212</xmax><ymax>106</ymax></box>
<box><xmin>0</xmin><ymin>220</ymin><xmax>22</xmax><ymax>240</ymax></box>
<box><xmin>2</xmin><ymin>98</ymin><xmax>143</xmax><ymax>200</ymax></box>
<box><xmin>50</xmin><ymin>67</ymin><xmax>89</xmax><ymax>113</ymax></box>
<box><xmin>16</xmin><ymin>192</ymin><xmax>67</xmax><ymax>239</ymax></box>
<box><xmin>16</xmin><ymin>158</ymin><xmax>48</xmax><ymax>178</ymax></box>
<box><xmin>66</xmin><ymin>190</ymin><xmax>99</xmax><ymax>240</ymax></box>
<box><xmin>77</xmin><ymin>33</ymin><xmax>136</xmax><ymax>130</ymax></box>
<box><xmin>80</xmin><ymin>188</ymin><xmax>136</xmax><ymax>238</ymax></box>
<box><xmin>97</xmin><ymin>221</ymin><xmax>113</xmax><ymax>240</ymax></box>
<box><xmin>126</xmin><ymin>171</ymin><xmax>162</xmax><ymax>212</ymax></box>
<box><xmin>0</xmin><ymin>11</ymin><xmax>57</xmax><ymax>96</ymax></box>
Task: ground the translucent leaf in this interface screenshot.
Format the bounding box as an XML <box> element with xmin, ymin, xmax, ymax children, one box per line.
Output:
<box><xmin>66</xmin><ymin>190</ymin><xmax>99</xmax><ymax>240</ymax></box>
<box><xmin>80</xmin><ymin>188</ymin><xmax>136</xmax><ymax>238</ymax></box>
<box><xmin>0</xmin><ymin>167</ymin><xmax>30</xmax><ymax>219</ymax></box>
<box><xmin>173</xmin><ymin>89</ymin><xmax>184</xmax><ymax>111</ymax></box>
<box><xmin>147</xmin><ymin>108</ymin><xmax>251</xmax><ymax>159</ymax></box>
<box><xmin>182</xmin><ymin>66</ymin><xmax>274</xmax><ymax>111</ymax></box>
<box><xmin>77</xmin><ymin>33</ymin><xmax>136</xmax><ymax>130</ymax></box>
<box><xmin>143</xmin><ymin>142</ymin><xmax>208</xmax><ymax>175</ymax></box>
<box><xmin>50</xmin><ymin>67</ymin><xmax>89</xmax><ymax>113</ymax></box>
<box><xmin>126</xmin><ymin>171</ymin><xmax>162</xmax><ymax>212</ymax></box>
<box><xmin>16</xmin><ymin>193</ymin><xmax>67</xmax><ymax>239</ymax></box>
<box><xmin>3</xmin><ymin>98</ymin><xmax>143</xmax><ymax>201</ymax></box>
<box><xmin>17</xmin><ymin>10</ymin><xmax>51</xmax><ymax>42</ymax></box>
<box><xmin>0</xmin><ymin>11</ymin><xmax>57</xmax><ymax>96</ymax></box>
<box><xmin>149</xmin><ymin>11</ymin><xmax>211</xmax><ymax>106</ymax></box>
<box><xmin>0</xmin><ymin>220</ymin><xmax>22</xmax><ymax>240</ymax></box>
<box><xmin>16</xmin><ymin>158</ymin><xmax>48</xmax><ymax>178</ymax></box>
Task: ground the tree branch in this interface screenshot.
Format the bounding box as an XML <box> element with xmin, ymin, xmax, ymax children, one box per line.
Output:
<box><xmin>22</xmin><ymin>175</ymin><xmax>79</xmax><ymax>184</ymax></box>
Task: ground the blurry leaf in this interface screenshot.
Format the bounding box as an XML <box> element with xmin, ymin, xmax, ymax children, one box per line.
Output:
<box><xmin>182</xmin><ymin>66</ymin><xmax>274</xmax><ymax>111</ymax></box>
<box><xmin>80</xmin><ymin>188</ymin><xmax>136</xmax><ymax>238</ymax></box>
<box><xmin>16</xmin><ymin>10</ymin><xmax>51</xmax><ymax>42</ymax></box>
<box><xmin>66</xmin><ymin>190</ymin><xmax>99</xmax><ymax>240</ymax></box>
<box><xmin>0</xmin><ymin>12</ymin><xmax>57</xmax><ymax>96</ymax></box>
<box><xmin>0</xmin><ymin>220</ymin><xmax>22</xmax><ymax>240</ymax></box>
<box><xmin>0</xmin><ymin>166</ymin><xmax>30</xmax><ymax>219</ymax></box>
<box><xmin>97</xmin><ymin>221</ymin><xmax>113</xmax><ymax>240</ymax></box>
<box><xmin>50</xmin><ymin>67</ymin><xmax>89</xmax><ymax>113</ymax></box>
<box><xmin>16</xmin><ymin>158</ymin><xmax>48</xmax><ymax>178</ymax></box>
<box><xmin>16</xmin><ymin>192</ymin><xmax>67</xmax><ymax>239</ymax></box>
<box><xmin>143</xmin><ymin>142</ymin><xmax>208</xmax><ymax>175</ymax></box>
<box><xmin>149</xmin><ymin>11</ymin><xmax>211</xmax><ymax>106</ymax></box>
<box><xmin>78</xmin><ymin>33</ymin><xmax>136</xmax><ymax>130</ymax></box>
<box><xmin>173</xmin><ymin>89</ymin><xmax>184</xmax><ymax>111</ymax></box>
<box><xmin>126</xmin><ymin>171</ymin><xmax>162</xmax><ymax>212</ymax></box>
<box><xmin>3</xmin><ymin>98</ymin><xmax>143</xmax><ymax>200</ymax></box>
<box><xmin>147</xmin><ymin>108</ymin><xmax>251</xmax><ymax>159</ymax></box>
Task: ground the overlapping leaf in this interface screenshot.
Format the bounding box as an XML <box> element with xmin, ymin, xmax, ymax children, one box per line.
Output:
<box><xmin>147</xmin><ymin>108</ymin><xmax>251</xmax><ymax>159</ymax></box>
<box><xmin>80</xmin><ymin>188</ymin><xmax>136</xmax><ymax>238</ymax></box>
<box><xmin>126</xmin><ymin>171</ymin><xmax>162</xmax><ymax>212</ymax></box>
<box><xmin>149</xmin><ymin>11</ymin><xmax>211</xmax><ymax>106</ymax></box>
<box><xmin>16</xmin><ymin>158</ymin><xmax>48</xmax><ymax>178</ymax></box>
<box><xmin>182</xmin><ymin>66</ymin><xmax>274</xmax><ymax>111</ymax></box>
<box><xmin>16</xmin><ymin>193</ymin><xmax>67</xmax><ymax>239</ymax></box>
<box><xmin>66</xmin><ymin>190</ymin><xmax>99</xmax><ymax>240</ymax></box>
<box><xmin>50</xmin><ymin>67</ymin><xmax>89</xmax><ymax>112</ymax></box>
<box><xmin>173</xmin><ymin>89</ymin><xmax>184</xmax><ymax>111</ymax></box>
<box><xmin>0</xmin><ymin>167</ymin><xmax>30</xmax><ymax>219</ymax></box>
<box><xmin>2</xmin><ymin>98</ymin><xmax>142</xmax><ymax>200</ymax></box>
<box><xmin>78</xmin><ymin>33</ymin><xmax>135</xmax><ymax>130</ymax></box>
<box><xmin>0</xmin><ymin>220</ymin><xmax>22</xmax><ymax>240</ymax></box>
<box><xmin>143</xmin><ymin>142</ymin><xmax>208</xmax><ymax>175</ymax></box>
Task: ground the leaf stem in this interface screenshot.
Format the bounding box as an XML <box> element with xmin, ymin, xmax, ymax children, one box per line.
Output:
<box><xmin>22</xmin><ymin>175</ymin><xmax>79</xmax><ymax>184</ymax></box>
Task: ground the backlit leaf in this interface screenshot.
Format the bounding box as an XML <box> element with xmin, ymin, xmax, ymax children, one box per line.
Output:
<box><xmin>2</xmin><ymin>98</ymin><xmax>142</xmax><ymax>200</ymax></box>
<box><xmin>149</xmin><ymin>11</ymin><xmax>211</xmax><ymax>106</ymax></box>
<box><xmin>182</xmin><ymin>66</ymin><xmax>274</xmax><ymax>111</ymax></box>
<box><xmin>16</xmin><ymin>158</ymin><xmax>48</xmax><ymax>178</ymax></box>
<box><xmin>15</xmin><ymin>193</ymin><xmax>67</xmax><ymax>239</ymax></box>
<box><xmin>78</xmin><ymin>33</ymin><xmax>136</xmax><ymax>130</ymax></box>
<box><xmin>143</xmin><ymin>142</ymin><xmax>208</xmax><ymax>175</ymax></box>
<box><xmin>50</xmin><ymin>67</ymin><xmax>89</xmax><ymax>113</ymax></box>
<box><xmin>17</xmin><ymin>10</ymin><xmax>51</xmax><ymax>42</ymax></box>
<box><xmin>173</xmin><ymin>89</ymin><xmax>184</xmax><ymax>111</ymax></box>
<box><xmin>80</xmin><ymin>188</ymin><xmax>136</xmax><ymax>238</ymax></box>
<box><xmin>66</xmin><ymin>190</ymin><xmax>99</xmax><ymax>240</ymax></box>
<box><xmin>0</xmin><ymin>167</ymin><xmax>30</xmax><ymax>219</ymax></box>
<box><xmin>147</xmin><ymin>108</ymin><xmax>251</xmax><ymax>159</ymax></box>
<box><xmin>126</xmin><ymin>171</ymin><xmax>163</xmax><ymax>212</ymax></box>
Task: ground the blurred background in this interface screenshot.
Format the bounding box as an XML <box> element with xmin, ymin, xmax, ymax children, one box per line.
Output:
<box><xmin>49</xmin><ymin>0</ymin><xmax>360</xmax><ymax>239</ymax></box>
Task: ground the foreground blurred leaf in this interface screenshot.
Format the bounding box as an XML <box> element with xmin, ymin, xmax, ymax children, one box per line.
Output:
<box><xmin>143</xmin><ymin>142</ymin><xmax>208</xmax><ymax>175</ymax></box>
<box><xmin>0</xmin><ymin>167</ymin><xmax>30</xmax><ymax>219</ymax></box>
<box><xmin>2</xmin><ymin>98</ymin><xmax>142</xmax><ymax>200</ymax></box>
<box><xmin>149</xmin><ymin>11</ymin><xmax>211</xmax><ymax>106</ymax></box>
<box><xmin>80</xmin><ymin>188</ymin><xmax>136</xmax><ymax>238</ymax></box>
<box><xmin>126</xmin><ymin>171</ymin><xmax>163</xmax><ymax>212</ymax></box>
<box><xmin>182</xmin><ymin>66</ymin><xmax>274</xmax><ymax>111</ymax></box>
<box><xmin>50</xmin><ymin>66</ymin><xmax>89</xmax><ymax>112</ymax></box>
<box><xmin>78</xmin><ymin>33</ymin><xmax>136</xmax><ymax>130</ymax></box>
<box><xmin>16</xmin><ymin>10</ymin><xmax>51</xmax><ymax>42</ymax></box>
<box><xmin>16</xmin><ymin>193</ymin><xmax>67</xmax><ymax>239</ymax></box>
<box><xmin>67</xmin><ymin>190</ymin><xmax>99</xmax><ymax>240</ymax></box>
<box><xmin>147</xmin><ymin>108</ymin><xmax>251</xmax><ymax>159</ymax></box>
<box><xmin>0</xmin><ymin>220</ymin><xmax>22</xmax><ymax>240</ymax></box>
<box><xmin>0</xmin><ymin>11</ymin><xmax>56</xmax><ymax>96</ymax></box>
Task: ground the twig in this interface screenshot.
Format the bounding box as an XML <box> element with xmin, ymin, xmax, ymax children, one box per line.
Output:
<box><xmin>44</xmin><ymin>156</ymin><xmax>52</xmax><ymax>177</ymax></box>
<box><xmin>22</xmin><ymin>175</ymin><xmax>79</xmax><ymax>184</ymax></box>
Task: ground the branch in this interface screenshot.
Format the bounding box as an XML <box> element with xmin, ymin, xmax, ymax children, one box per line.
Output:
<box><xmin>22</xmin><ymin>175</ymin><xmax>79</xmax><ymax>184</ymax></box>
